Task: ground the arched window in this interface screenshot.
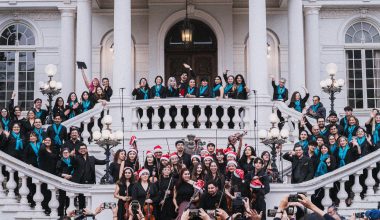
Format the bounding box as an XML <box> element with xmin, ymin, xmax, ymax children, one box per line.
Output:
<box><xmin>345</xmin><ymin>22</ymin><xmax>380</xmax><ymax>44</ymax></box>
<box><xmin>0</xmin><ymin>23</ymin><xmax>35</xmax><ymax>109</ymax></box>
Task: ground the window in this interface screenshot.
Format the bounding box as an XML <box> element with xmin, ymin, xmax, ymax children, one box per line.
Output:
<box><xmin>0</xmin><ymin>23</ymin><xmax>35</xmax><ymax>109</ymax></box>
<box><xmin>345</xmin><ymin>22</ymin><xmax>380</xmax><ymax>44</ymax></box>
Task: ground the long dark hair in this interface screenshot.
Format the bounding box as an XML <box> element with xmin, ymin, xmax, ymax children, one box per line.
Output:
<box><xmin>66</xmin><ymin>92</ymin><xmax>79</xmax><ymax>104</ymax></box>
<box><xmin>214</xmin><ymin>76</ymin><xmax>223</xmax><ymax>87</ymax></box>
<box><xmin>154</xmin><ymin>75</ymin><xmax>164</xmax><ymax>85</ymax></box>
<box><xmin>139</xmin><ymin>78</ymin><xmax>149</xmax><ymax>89</ymax></box>
<box><xmin>239</xmin><ymin>146</ymin><xmax>257</xmax><ymax>164</ymax></box>
<box><xmin>234</xmin><ymin>74</ymin><xmax>246</xmax><ymax>86</ymax></box>
<box><xmin>118</xmin><ymin>167</ymin><xmax>135</xmax><ymax>185</ymax></box>
<box><xmin>205</xmin><ymin>161</ymin><xmax>222</xmax><ymax>180</ymax></box>
<box><xmin>290</xmin><ymin>91</ymin><xmax>301</xmax><ymax>103</ymax></box>
<box><xmin>176</xmin><ymin>168</ymin><xmax>190</xmax><ymax>188</ymax></box>
<box><xmin>113</xmin><ymin>149</ymin><xmax>126</xmax><ymax>163</ymax></box>
<box><xmin>81</xmin><ymin>91</ymin><xmax>90</xmax><ymax>101</ymax></box>
<box><xmin>54</xmin><ymin>97</ymin><xmax>65</xmax><ymax>109</ymax></box>
<box><xmin>191</xmin><ymin>163</ymin><xmax>204</xmax><ymax>181</ymax></box>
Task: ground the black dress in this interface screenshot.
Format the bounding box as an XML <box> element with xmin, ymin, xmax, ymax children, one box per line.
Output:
<box><xmin>175</xmin><ymin>182</ymin><xmax>194</xmax><ymax>206</ymax></box>
<box><xmin>39</xmin><ymin>145</ymin><xmax>58</xmax><ymax>212</ymax></box>
<box><xmin>109</xmin><ymin>162</ymin><xmax>121</xmax><ymax>183</ymax></box>
<box><xmin>117</xmin><ymin>182</ymin><xmax>134</xmax><ymax>220</ymax></box>
<box><xmin>150</xmin><ymin>85</ymin><xmax>167</xmax><ymax>98</ymax></box>
<box><xmin>166</xmin><ymin>87</ymin><xmax>179</xmax><ymax>98</ymax></box>
<box><xmin>32</xmin><ymin>108</ymin><xmax>48</xmax><ymax>125</ymax></box>
<box><xmin>3</xmin><ymin>132</ymin><xmax>25</xmax><ymax>161</ymax></box>
<box><xmin>132</xmin><ymin>182</ymin><xmax>159</xmax><ymax>214</ymax></box>
<box><xmin>132</xmin><ymin>87</ymin><xmax>151</xmax><ymax>100</ymax></box>
<box><xmin>158</xmin><ymin>176</ymin><xmax>176</xmax><ymax>219</ymax></box>
<box><xmin>233</xmin><ymin>84</ymin><xmax>248</xmax><ymax>100</ymax></box>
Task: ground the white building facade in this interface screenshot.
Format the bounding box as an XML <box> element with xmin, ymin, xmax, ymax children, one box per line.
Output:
<box><xmin>0</xmin><ymin>0</ymin><xmax>380</xmax><ymax>117</ymax></box>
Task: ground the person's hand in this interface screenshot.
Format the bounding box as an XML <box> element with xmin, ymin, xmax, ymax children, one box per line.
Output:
<box><xmin>352</xmin><ymin>138</ymin><xmax>358</xmax><ymax>146</ymax></box>
<box><xmin>326</xmin><ymin>158</ymin><xmax>331</xmax><ymax>166</ymax></box>
<box><xmin>298</xmin><ymin>194</ymin><xmax>313</xmax><ymax>209</ymax></box>
<box><xmin>242</xmin><ymin>197</ymin><xmax>251</xmax><ymax>212</ymax></box>
<box><xmin>349</xmin><ymin>213</ymin><xmax>356</xmax><ymax>220</ymax></box>
<box><xmin>216</xmin><ymin>209</ymin><xmax>229</xmax><ymax>220</ymax></box>
<box><xmin>183</xmin><ymin>63</ymin><xmax>191</xmax><ymax>69</ymax></box>
<box><xmin>232</xmin><ymin>213</ymin><xmax>243</xmax><ymax>219</ymax></box>
<box><xmin>270</xmin><ymin>74</ymin><xmax>275</xmax><ymax>80</ymax></box>
<box><xmin>281</xmin><ymin>209</ymin><xmax>288</xmax><ymax>220</ymax></box>
<box><xmin>73</xmin><ymin>103</ymin><xmax>79</xmax><ymax>109</ymax></box>
<box><xmin>70</xmin><ymin>150</ymin><xmax>76</xmax><ymax>156</ymax></box>
<box><xmin>278</xmin><ymin>195</ymin><xmax>289</xmax><ymax>211</ymax></box>
<box><xmin>290</xmin><ymin>151</ymin><xmax>295</xmax><ymax>156</ymax></box>
<box><xmin>174</xmin><ymin>205</ymin><xmax>179</xmax><ymax>212</ymax></box>
<box><xmin>366</xmin><ymin>134</ymin><xmax>372</xmax><ymax>142</ymax></box>
<box><xmin>145</xmin><ymin>199</ymin><xmax>153</xmax><ymax>204</ymax></box>
<box><xmin>126</xmin><ymin>196</ymin><xmax>131</xmax><ymax>201</ymax></box>
<box><xmin>3</xmin><ymin>130</ymin><xmax>10</xmax><ymax>137</ymax></box>
<box><xmin>246</xmin><ymin>209</ymin><xmax>263</xmax><ymax>220</ymax></box>
<box><xmin>83</xmin><ymin>208</ymin><xmax>94</xmax><ymax>216</ymax></box>
<box><xmin>11</xmin><ymin>91</ymin><xmax>16</xmax><ymax>99</ymax></box>
<box><xmin>64</xmin><ymin>174</ymin><xmax>72</xmax><ymax>180</ymax></box>
<box><xmin>180</xmin><ymin>209</ymin><xmax>190</xmax><ymax>220</ymax></box>
<box><xmin>199</xmin><ymin>208</ymin><xmax>210</xmax><ymax>220</ymax></box>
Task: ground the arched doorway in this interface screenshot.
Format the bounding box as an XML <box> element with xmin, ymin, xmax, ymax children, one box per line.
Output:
<box><xmin>165</xmin><ymin>19</ymin><xmax>217</xmax><ymax>85</ymax></box>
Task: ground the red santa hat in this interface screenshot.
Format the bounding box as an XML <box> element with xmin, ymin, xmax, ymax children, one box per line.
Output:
<box><xmin>234</xmin><ymin>169</ymin><xmax>245</xmax><ymax>180</ymax></box>
<box><xmin>216</xmin><ymin>149</ymin><xmax>224</xmax><ymax>155</ymax></box>
<box><xmin>137</xmin><ymin>168</ymin><xmax>150</xmax><ymax>178</ymax></box>
<box><xmin>223</xmin><ymin>148</ymin><xmax>231</xmax><ymax>155</ymax></box>
<box><xmin>129</xmin><ymin>136</ymin><xmax>137</xmax><ymax>145</ymax></box>
<box><xmin>227</xmin><ymin>151</ymin><xmax>237</xmax><ymax>159</ymax></box>
<box><xmin>193</xmin><ymin>180</ymin><xmax>205</xmax><ymax>190</ymax></box>
<box><xmin>250</xmin><ymin>179</ymin><xmax>264</xmax><ymax>189</ymax></box>
<box><xmin>154</xmin><ymin>145</ymin><xmax>162</xmax><ymax>153</ymax></box>
<box><xmin>160</xmin><ymin>154</ymin><xmax>170</xmax><ymax>161</ymax></box>
<box><xmin>200</xmin><ymin>147</ymin><xmax>208</xmax><ymax>154</ymax></box>
<box><xmin>204</xmin><ymin>154</ymin><xmax>214</xmax><ymax>161</ymax></box>
<box><xmin>191</xmin><ymin>154</ymin><xmax>201</xmax><ymax>162</ymax></box>
<box><xmin>227</xmin><ymin>160</ymin><xmax>238</xmax><ymax>167</ymax></box>
<box><xmin>169</xmin><ymin>152</ymin><xmax>178</xmax><ymax>159</ymax></box>
<box><xmin>146</xmin><ymin>151</ymin><xmax>153</xmax><ymax>156</ymax></box>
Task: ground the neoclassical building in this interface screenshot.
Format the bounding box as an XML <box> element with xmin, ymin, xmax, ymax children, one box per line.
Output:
<box><xmin>0</xmin><ymin>0</ymin><xmax>379</xmax><ymax>115</ymax></box>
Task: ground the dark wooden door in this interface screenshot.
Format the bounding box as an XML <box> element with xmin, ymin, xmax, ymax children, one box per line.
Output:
<box><xmin>165</xmin><ymin>52</ymin><xmax>217</xmax><ymax>85</ymax></box>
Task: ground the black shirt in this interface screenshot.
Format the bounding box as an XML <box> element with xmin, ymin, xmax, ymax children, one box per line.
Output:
<box><xmin>176</xmin><ymin>182</ymin><xmax>194</xmax><ymax>205</ymax></box>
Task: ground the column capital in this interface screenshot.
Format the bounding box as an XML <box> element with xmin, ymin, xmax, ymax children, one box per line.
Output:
<box><xmin>304</xmin><ymin>6</ymin><xmax>321</xmax><ymax>15</ymax></box>
<box><xmin>58</xmin><ymin>7</ymin><xmax>76</xmax><ymax>16</ymax></box>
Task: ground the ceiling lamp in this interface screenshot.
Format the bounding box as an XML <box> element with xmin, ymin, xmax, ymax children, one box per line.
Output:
<box><xmin>181</xmin><ymin>0</ymin><xmax>193</xmax><ymax>45</ymax></box>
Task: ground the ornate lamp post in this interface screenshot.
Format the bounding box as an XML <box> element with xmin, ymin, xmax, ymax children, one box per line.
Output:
<box><xmin>258</xmin><ymin>108</ymin><xmax>289</xmax><ymax>183</ymax></box>
<box><xmin>320</xmin><ymin>63</ymin><xmax>345</xmax><ymax>114</ymax></box>
<box><xmin>39</xmin><ymin>64</ymin><xmax>62</xmax><ymax>124</ymax></box>
<box><xmin>92</xmin><ymin>114</ymin><xmax>123</xmax><ymax>184</ymax></box>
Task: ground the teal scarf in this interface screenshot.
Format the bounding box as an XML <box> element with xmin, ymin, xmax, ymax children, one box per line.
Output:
<box><xmin>315</xmin><ymin>153</ymin><xmax>329</xmax><ymax>177</ymax></box>
<box><xmin>199</xmin><ymin>86</ymin><xmax>208</xmax><ymax>96</ymax></box>
<box><xmin>29</xmin><ymin>142</ymin><xmax>41</xmax><ymax>166</ymax></box>
<box><xmin>53</xmin><ymin>124</ymin><xmax>63</xmax><ymax>146</ymax></box>
<box><xmin>330</xmin><ymin>143</ymin><xmax>337</xmax><ymax>155</ymax></box>
<box><xmin>34</xmin><ymin>128</ymin><xmax>43</xmax><ymax>143</ymax></box>
<box><xmin>343</xmin><ymin>117</ymin><xmax>348</xmax><ymax>131</ymax></box>
<box><xmin>69</xmin><ymin>102</ymin><xmax>77</xmax><ymax>119</ymax></box>
<box><xmin>139</xmin><ymin>88</ymin><xmax>149</xmax><ymax>100</ymax></box>
<box><xmin>338</xmin><ymin>145</ymin><xmax>350</xmax><ymax>167</ymax></box>
<box><xmin>1</xmin><ymin>118</ymin><xmax>9</xmax><ymax>131</ymax></box>
<box><xmin>373</xmin><ymin>123</ymin><xmax>380</xmax><ymax>145</ymax></box>
<box><xmin>155</xmin><ymin>85</ymin><xmax>162</xmax><ymax>97</ymax></box>
<box><xmin>62</xmin><ymin>157</ymin><xmax>74</xmax><ymax>175</ymax></box>
<box><xmin>347</xmin><ymin>125</ymin><xmax>356</xmax><ymax>142</ymax></box>
<box><xmin>320</xmin><ymin>128</ymin><xmax>328</xmax><ymax>136</ymax></box>
<box><xmin>237</xmin><ymin>84</ymin><xmax>243</xmax><ymax>93</ymax></box>
<box><xmin>11</xmin><ymin>132</ymin><xmax>23</xmax><ymax>151</ymax></box>
<box><xmin>212</xmin><ymin>84</ymin><xmax>222</xmax><ymax>97</ymax></box>
<box><xmin>357</xmin><ymin>136</ymin><xmax>366</xmax><ymax>146</ymax></box>
<box><xmin>187</xmin><ymin>87</ymin><xmax>195</xmax><ymax>95</ymax></box>
<box><xmin>224</xmin><ymin>84</ymin><xmax>233</xmax><ymax>95</ymax></box>
<box><xmin>298</xmin><ymin>140</ymin><xmax>309</xmax><ymax>151</ymax></box>
<box><xmin>311</xmin><ymin>103</ymin><xmax>320</xmax><ymax>113</ymax></box>
<box><xmin>294</xmin><ymin>100</ymin><xmax>302</xmax><ymax>112</ymax></box>
<box><xmin>82</xmin><ymin>100</ymin><xmax>91</xmax><ymax>112</ymax></box>
<box><xmin>277</xmin><ymin>86</ymin><xmax>285</xmax><ymax>100</ymax></box>
<box><xmin>35</xmin><ymin>110</ymin><xmax>42</xmax><ymax>119</ymax></box>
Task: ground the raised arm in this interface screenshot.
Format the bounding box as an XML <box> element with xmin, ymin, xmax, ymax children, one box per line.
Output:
<box><xmin>81</xmin><ymin>68</ymin><xmax>91</xmax><ymax>89</ymax></box>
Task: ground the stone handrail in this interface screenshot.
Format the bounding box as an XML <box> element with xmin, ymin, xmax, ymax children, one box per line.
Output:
<box><xmin>274</xmin><ymin>101</ymin><xmax>316</xmax><ymax>124</ymax></box>
<box><xmin>62</xmin><ymin>103</ymin><xmax>106</xmax><ymax>128</ymax></box>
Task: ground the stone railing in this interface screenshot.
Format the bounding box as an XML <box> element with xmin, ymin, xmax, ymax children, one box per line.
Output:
<box><xmin>267</xmin><ymin>149</ymin><xmax>380</xmax><ymax>215</ymax></box>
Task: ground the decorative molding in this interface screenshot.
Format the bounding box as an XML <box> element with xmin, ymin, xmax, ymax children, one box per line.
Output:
<box><xmin>320</xmin><ymin>8</ymin><xmax>371</xmax><ymax>19</ymax></box>
<box><xmin>304</xmin><ymin>6</ymin><xmax>321</xmax><ymax>15</ymax></box>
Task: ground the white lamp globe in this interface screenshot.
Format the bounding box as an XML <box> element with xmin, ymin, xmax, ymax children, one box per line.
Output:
<box><xmin>258</xmin><ymin>130</ymin><xmax>268</xmax><ymax>139</ymax></box>
<box><xmin>103</xmin><ymin>115</ymin><xmax>113</xmax><ymax>125</ymax></box>
<box><xmin>115</xmin><ymin>130</ymin><xmax>124</xmax><ymax>140</ymax></box>
<box><xmin>56</xmin><ymin>82</ymin><xmax>63</xmax><ymax>90</ymax></box>
<box><xmin>43</xmin><ymin>83</ymin><xmax>49</xmax><ymax>90</ymax></box>
<box><xmin>39</xmin><ymin>81</ymin><xmax>45</xmax><ymax>89</ymax></box>
<box><xmin>280</xmin><ymin>129</ymin><xmax>290</xmax><ymax>138</ymax></box>
<box><xmin>109</xmin><ymin>133</ymin><xmax>116</xmax><ymax>141</ymax></box>
<box><xmin>270</xmin><ymin>128</ymin><xmax>280</xmax><ymax>138</ymax></box>
<box><xmin>93</xmin><ymin>131</ymin><xmax>101</xmax><ymax>141</ymax></box>
<box><xmin>49</xmin><ymin>80</ymin><xmax>57</xmax><ymax>88</ymax></box>
<box><xmin>325</xmin><ymin>78</ymin><xmax>333</xmax><ymax>87</ymax></box>
<box><xmin>319</xmin><ymin>80</ymin><xmax>326</xmax><ymax>88</ymax></box>
<box><xmin>101</xmin><ymin>129</ymin><xmax>111</xmax><ymax>139</ymax></box>
<box><xmin>326</xmin><ymin>63</ymin><xmax>338</xmax><ymax>76</ymax></box>
<box><xmin>269</xmin><ymin>113</ymin><xmax>279</xmax><ymax>124</ymax></box>
<box><xmin>337</xmin><ymin>79</ymin><xmax>345</xmax><ymax>87</ymax></box>
<box><xmin>45</xmin><ymin>64</ymin><xmax>57</xmax><ymax>77</ymax></box>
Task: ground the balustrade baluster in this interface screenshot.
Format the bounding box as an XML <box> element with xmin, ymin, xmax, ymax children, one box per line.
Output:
<box><xmin>131</xmin><ymin>107</ymin><xmax>139</xmax><ymax>131</ymax></box>
<box><xmin>0</xmin><ymin>163</ymin><xmax>5</xmax><ymax>198</ymax></box>
<box><xmin>337</xmin><ymin>177</ymin><xmax>349</xmax><ymax>208</ymax></box>
<box><xmin>18</xmin><ymin>172</ymin><xmax>30</xmax><ymax>207</ymax></box>
<box><xmin>48</xmin><ymin>185</ymin><xmax>59</xmax><ymax>217</ymax></box>
<box><xmin>232</xmin><ymin>106</ymin><xmax>241</xmax><ymax>129</ymax></box>
<box><xmin>32</xmin><ymin>179</ymin><xmax>44</xmax><ymax>211</ymax></box>
<box><xmin>210</xmin><ymin>105</ymin><xmax>218</xmax><ymax>129</ymax></box>
<box><xmin>292</xmin><ymin>119</ymin><xmax>300</xmax><ymax>143</ymax></box>
<box><xmin>222</xmin><ymin>107</ymin><xmax>229</xmax><ymax>129</ymax></box>
<box><xmin>174</xmin><ymin>105</ymin><xmax>182</xmax><ymax>129</ymax></box>
<box><xmin>321</xmin><ymin>184</ymin><xmax>333</xmax><ymax>211</ymax></box>
<box><xmin>82</xmin><ymin>119</ymin><xmax>91</xmax><ymax>144</ymax></box>
<box><xmin>365</xmin><ymin>164</ymin><xmax>376</xmax><ymax>198</ymax></box>
<box><xmin>66</xmin><ymin>193</ymin><xmax>76</xmax><ymax>215</ymax></box>
<box><xmin>243</xmin><ymin>107</ymin><xmax>250</xmax><ymax>130</ymax></box>
<box><xmin>141</xmin><ymin>107</ymin><xmax>149</xmax><ymax>130</ymax></box>
<box><xmin>92</xmin><ymin>114</ymin><xmax>101</xmax><ymax>133</ymax></box>
<box><xmin>5</xmin><ymin>167</ymin><xmax>17</xmax><ymax>199</ymax></box>
<box><xmin>187</xmin><ymin>105</ymin><xmax>195</xmax><ymax>129</ymax></box>
<box><xmin>163</xmin><ymin>105</ymin><xmax>172</xmax><ymax>129</ymax></box>
<box><xmin>352</xmin><ymin>170</ymin><xmax>363</xmax><ymax>203</ymax></box>
<box><xmin>152</xmin><ymin>106</ymin><xmax>160</xmax><ymax>130</ymax></box>
<box><xmin>199</xmin><ymin>105</ymin><xmax>207</xmax><ymax>129</ymax></box>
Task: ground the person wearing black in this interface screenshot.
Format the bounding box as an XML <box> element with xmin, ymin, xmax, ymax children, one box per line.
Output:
<box><xmin>144</xmin><ymin>151</ymin><xmax>159</xmax><ymax>183</ymax></box>
<box><xmin>80</xmin><ymin>91</ymin><xmax>94</xmax><ymax>113</ymax></box>
<box><xmin>56</xmin><ymin>148</ymin><xmax>74</xmax><ymax>216</ymax></box>
<box><xmin>166</xmin><ymin>77</ymin><xmax>179</xmax><ymax>98</ymax></box>
<box><xmin>271</xmin><ymin>76</ymin><xmax>288</xmax><ymax>101</ymax></box>
<box><xmin>288</xmin><ymin>88</ymin><xmax>309</xmax><ymax>113</ymax></box>
<box><xmin>212</xmin><ymin>76</ymin><xmax>224</xmax><ymax>99</ymax></box>
<box><xmin>326</xmin><ymin>112</ymin><xmax>344</xmax><ymax>135</ymax></box>
<box><xmin>47</xmin><ymin>114</ymin><xmax>68</xmax><ymax>151</ymax></box>
<box><xmin>283</xmin><ymin>144</ymin><xmax>314</xmax><ymax>184</ymax></box>
<box><xmin>343</xmin><ymin>115</ymin><xmax>359</xmax><ymax>142</ymax></box>
<box><xmin>184</xmin><ymin>79</ymin><xmax>198</xmax><ymax>98</ymax></box>
<box><xmin>62</xmin><ymin>127</ymin><xmax>82</xmax><ymax>153</ymax></box>
<box><xmin>306</xmin><ymin>96</ymin><xmax>327</xmax><ymax>119</ymax></box>
<box><xmin>109</xmin><ymin>149</ymin><xmax>126</xmax><ymax>183</ymax></box>
<box><xmin>173</xmin><ymin>168</ymin><xmax>196</xmax><ymax>219</ymax></box>
<box><xmin>233</xmin><ymin>74</ymin><xmax>249</xmax><ymax>100</ymax></box>
<box><xmin>158</xmin><ymin>165</ymin><xmax>176</xmax><ymax>219</ymax></box>
<box><xmin>24</xmin><ymin>132</ymin><xmax>40</xmax><ymax>208</ymax></box>
<box><xmin>53</xmin><ymin>97</ymin><xmax>66</xmax><ymax>121</ymax></box>
<box><xmin>204</xmin><ymin>161</ymin><xmax>225</xmax><ymax>192</ymax></box>
<box><xmin>124</xmin><ymin>148</ymin><xmax>140</xmax><ymax>172</ymax></box>
<box><xmin>306</xmin><ymin>141</ymin><xmax>320</xmax><ymax>174</ymax></box>
<box><xmin>175</xmin><ymin>140</ymin><xmax>191</xmax><ymax>168</ymax></box>
<box><xmin>150</xmin><ymin>75</ymin><xmax>166</xmax><ymax>99</ymax></box>
<box><xmin>222</xmin><ymin>73</ymin><xmax>235</xmax><ymax>99</ymax></box>
<box><xmin>71</xmin><ymin>144</ymin><xmax>107</xmax><ymax>208</ymax></box>
<box><xmin>102</xmin><ymin>77</ymin><xmax>113</xmax><ymax>101</ymax></box>
<box><xmin>31</xmin><ymin>118</ymin><xmax>46</xmax><ymax>144</ymax></box>
<box><xmin>132</xmin><ymin>78</ymin><xmax>150</xmax><ymax>100</ymax></box>
<box><xmin>39</xmin><ymin>136</ymin><xmax>59</xmax><ymax>214</ymax></box>
<box><xmin>238</xmin><ymin>145</ymin><xmax>256</xmax><ymax>174</ymax></box>
<box><xmin>0</xmin><ymin>108</ymin><xmax>12</xmax><ymax>132</ymax></box>
<box><xmin>178</xmin><ymin>73</ymin><xmax>189</xmax><ymax>98</ymax></box>
<box><xmin>114</xmin><ymin>167</ymin><xmax>134</xmax><ymax>220</ymax></box>
<box><xmin>197</xmin><ymin>78</ymin><xmax>211</xmax><ymax>98</ymax></box>
<box><xmin>2</xmin><ymin>122</ymin><xmax>25</xmax><ymax>160</ymax></box>
<box><xmin>199</xmin><ymin>180</ymin><xmax>227</xmax><ymax>210</ymax></box>
<box><xmin>64</xmin><ymin>92</ymin><xmax>81</xmax><ymax>120</ymax></box>
<box><xmin>32</xmin><ymin>98</ymin><xmax>49</xmax><ymax>125</ymax></box>
<box><xmin>8</xmin><ymin>92</ymin><xmax>26</xmax><ymax>132</ymax></box>
<box><xmin>132</xmin><ymin>169</ymin><xmax>159</xmax><ymax>217</ymax></box>
<box><xmin>339</xmin><ymin>106</ymin><xmax>353</xmax><ymax>131</ymax></box>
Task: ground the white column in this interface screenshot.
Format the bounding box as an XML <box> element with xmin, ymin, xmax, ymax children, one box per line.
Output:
<box><xmin>59</xmin><ymin>7</ymin><xmax>75</xmax><ymax>97</ymax></box>
<box><xmin>113</xmin><ymin>0</ymin><xmax>132</xmax><ymax>99</ymax></box>
<box><xmin>304</xmin><ymin>6</ymin><xmax>321</xmax><ymax>96</ymax></box>
<box><xmin>249</xmin><ymin>0</ymin><xmax>268</xmax><ymax>96</ymax></box>
<box><xmin>75</xmin><ymin>0</ymin><xmax>92</xmax><ymax>93</ymax></box>
<box><xmin>288</xmin><ymin>0</ymin><xmax>306</xmax><ymax>92</ymax></box>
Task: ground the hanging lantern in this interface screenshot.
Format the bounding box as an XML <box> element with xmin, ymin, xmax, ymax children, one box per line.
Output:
<box><xmin>181</xmin><ymin>0</ymin><xmax>193</xmax><ymax>45</ymax></box>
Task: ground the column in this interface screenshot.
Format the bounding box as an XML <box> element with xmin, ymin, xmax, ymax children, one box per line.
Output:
<box><xmin>288</xmin><ymin>0</ymin><xmax>306</xmax><ymax>92</ymax></box>
<box><xmin>305</xmin><ymin>6</ymin><xmax>321</xmax><ymax>96</ymax></box>
<box><xmin>249</xmin><ymin>0</ymin><xmax>268</xmax><ymax>97</ymax></box>
<box><xmin>113</xmin><ymin>0</ymin><xmax>132</xmax><ymax>99</ymax></box>
<box><xmin>59</xmin><ymin>7</ymin><xmax>75</xmax><ymax>97</ymax></box>
<box><xmin>75</xmin><ymin>0</ymin><xmax>92</xmax><ymax>93</ymax></box>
